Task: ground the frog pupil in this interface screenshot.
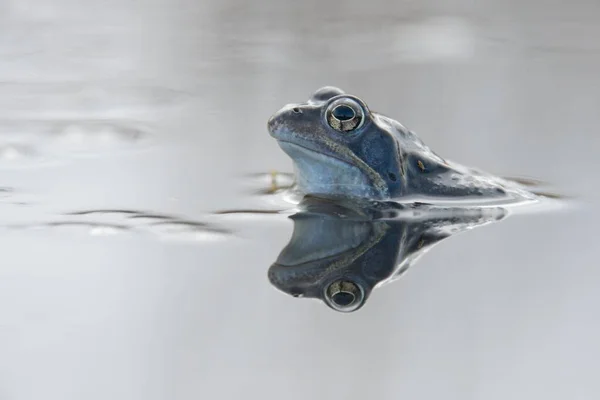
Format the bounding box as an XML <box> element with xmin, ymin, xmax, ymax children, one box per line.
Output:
<box><xmin>332</xmin><ymin>291</ymin><xmax>355</xmax><ymax>306</ymax></box>
<box><xmin>332</xmin><ymin>105</ymin><xmax>355</xmax><ymax>121</ymax></box>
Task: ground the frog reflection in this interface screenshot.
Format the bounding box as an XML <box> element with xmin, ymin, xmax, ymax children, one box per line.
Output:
<box><xmin>268</xmin><ymin>197</ymin><xmax>506</xmax><ymax>312</ymax></box>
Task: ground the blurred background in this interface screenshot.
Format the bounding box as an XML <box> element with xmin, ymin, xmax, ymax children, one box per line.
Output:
<box><xmin>0</xmin><ymin>0</ymin><xmax>599</xmax><ymax>399</ymax></box>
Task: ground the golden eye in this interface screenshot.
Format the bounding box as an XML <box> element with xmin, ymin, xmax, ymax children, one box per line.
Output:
<box><xmin>325</xmin><ymin>280</ymin><xmax>364</xmax><ymax>312</ymax></box>
<box><xmin>326</xmin><ymin>100</ymin><xmax>364</xmax><ymax>132</ymax></box>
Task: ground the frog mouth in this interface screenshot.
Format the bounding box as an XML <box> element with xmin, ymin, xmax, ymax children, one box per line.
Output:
<box><xmin>277</xmin><ymin>141</ymin><xmax>384</xmax><ymax>197</ymax></box>
<box><xmin>276</xmin><ymin>140</ymin><xmax>390</xmax><ymax>199</ymax></box>
<box><xmin>276</xmin><ymin>140</ymin><xmax>355</xmax><ymax>167</ymax></box>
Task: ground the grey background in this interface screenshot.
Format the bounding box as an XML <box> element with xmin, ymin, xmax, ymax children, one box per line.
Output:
<box><xmin>0</xmin><ymin>0</ymin><xmax>598</xmax><ymax>399</ymax></box>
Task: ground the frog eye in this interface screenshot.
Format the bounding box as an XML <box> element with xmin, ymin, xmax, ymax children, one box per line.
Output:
<box><xmin>324</xmin><ymin>279</ymin><xmax>365</xmax><ymax>312</ymax></box>
<box><xmin>326</xmin><ymin>99</ymin><xmax>365</xmax><ymax>132</ymax></box>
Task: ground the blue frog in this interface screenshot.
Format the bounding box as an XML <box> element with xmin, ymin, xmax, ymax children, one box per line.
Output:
<box><xmin>268</xmin><ymin>86</ymin><xmax>535</xmax><ymax>203</ymax></box>
<box><xmin>268</xmin><ymin>196</ymin><xmax>506</xmax><ymax>312</ymax></box>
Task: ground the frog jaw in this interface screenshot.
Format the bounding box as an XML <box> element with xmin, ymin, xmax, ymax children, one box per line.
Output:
<box><xmin>278</xmin><ymin>141</ymin><xmax>388</xmax><ymax>199</ymax></box>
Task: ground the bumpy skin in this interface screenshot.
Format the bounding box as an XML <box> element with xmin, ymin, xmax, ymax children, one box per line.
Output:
<box><xmin>268</xmin><ymin>86</ymin><xmax>530</xmax><ymax>202</ymax></box>
<box><xmin>268</xmin><ymin>196</ymin><xmax>506</xmax><ymax>312</ymax></box>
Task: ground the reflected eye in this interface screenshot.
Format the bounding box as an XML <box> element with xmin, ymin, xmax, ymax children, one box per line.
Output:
<box><xmin>326</xmin><ymin>99</ymin><xmax>365</xmax><ymax>132</ymax></box>
<box><xmin>324</xmin><ymin>280</ymin><xmax>365</xmax><ymax>312</ymax></box>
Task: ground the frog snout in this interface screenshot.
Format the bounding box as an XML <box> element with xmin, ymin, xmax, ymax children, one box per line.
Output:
<box><xmin>267</xmin><ymin>104</ymin><xmax>301</xmax><ymax>137</ymax></box>
<box><xmin>267</xmin><ymin>112</ymin><xmax>283</xmax><ymax>137</ymax></box>
<box><xmin>267</xmin><ymin>114</ymin><xmax>276</xmax><ymax>131</ymax></box>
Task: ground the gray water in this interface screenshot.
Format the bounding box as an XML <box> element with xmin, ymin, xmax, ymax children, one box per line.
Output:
<box><xmin>0</xmin><ymin>1</ymin><xmax>599</xmax><ymax>399</ymax></box>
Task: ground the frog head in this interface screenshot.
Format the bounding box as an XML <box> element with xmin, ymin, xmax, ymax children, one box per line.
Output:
<box><xmin>268</xmin><ymin>86</ymin><xmax>404</xmax><ymax>200</ymax></box>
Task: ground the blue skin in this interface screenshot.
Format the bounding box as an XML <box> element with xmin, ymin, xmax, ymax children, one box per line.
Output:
<box><xmin>268</xmin><ymin>86</ymin><xmax>528</xmax><ymax>202</ymax></box>
<box><xmin>268</xmin><ymin>197</ymin><xmax>507</xmax><ymax>312</ymax></box>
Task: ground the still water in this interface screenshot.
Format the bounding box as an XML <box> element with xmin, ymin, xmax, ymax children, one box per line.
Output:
<box><xmin>0</xmin><ymin>0</ymin><xmax>599</xmax><ymax>399</ymax></box>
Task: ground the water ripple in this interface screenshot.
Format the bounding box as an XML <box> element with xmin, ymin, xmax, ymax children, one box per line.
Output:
<box><xmin>0</xmin><ymin>83</ymin><xmax>192</xmax><ymax>117</ymax></box>
<box><xmin>27</xmin><ymin>209</ymin><xmax>234</xmax><ymax>242</ymax></box>
<box><xmin>0</xmin><ymin>119</ymin><xmax>152</xmax><ymax>167</ymax></box>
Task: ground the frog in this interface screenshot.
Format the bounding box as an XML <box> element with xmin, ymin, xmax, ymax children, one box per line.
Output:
<box><xmin>267</xmin><ymin>86</ymin><xmax>536</xmax><ymax>204</ymax></box>
<box><xmin>268</xmin><ymin>196</ymin><xmax>507</xmax><ymax>312</ymax></box>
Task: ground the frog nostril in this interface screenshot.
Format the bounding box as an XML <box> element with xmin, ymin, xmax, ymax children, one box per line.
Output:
<box><xmin>292</xmin><ymin>107</ymin><xmax>302</xmax><ymax>114</ymax></box>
